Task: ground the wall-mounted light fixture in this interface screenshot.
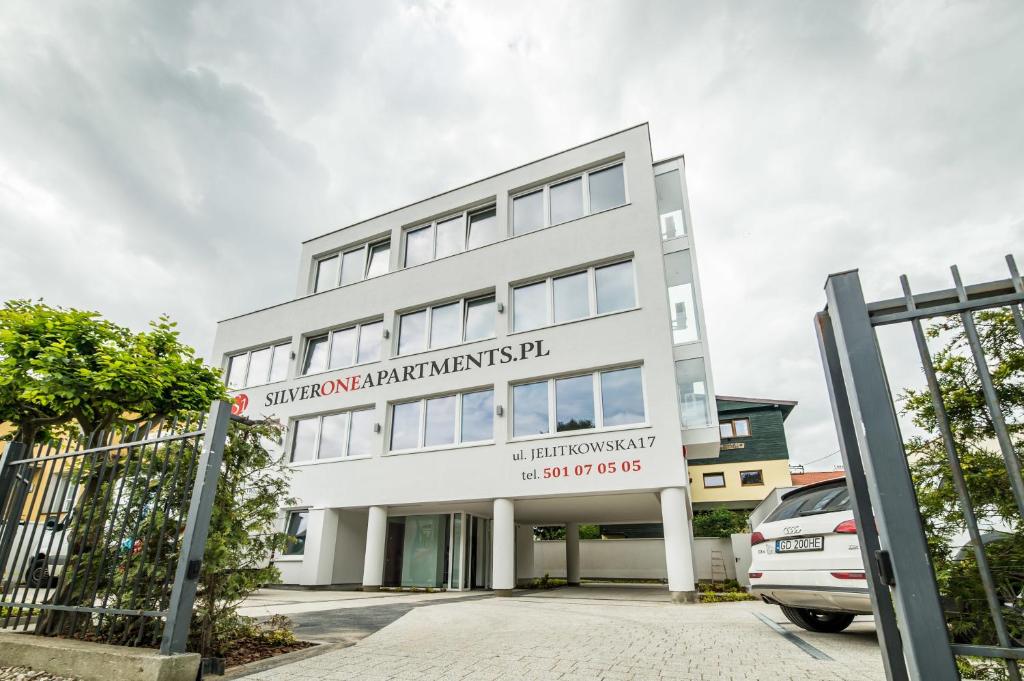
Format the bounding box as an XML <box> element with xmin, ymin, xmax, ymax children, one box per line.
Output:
<box><xmin>373</xmin><ymin>423</ymin><xmax>382</xmax><ymax>433</ymax></box>
<box><xmin>382</xmin><ymin>329</ymin><xmax>391</xmax><ymax>339</ymax></box>
<box><xmin>495</xmin><ymin>405</ymin><xmax>504</xmax><ymax>417</ymax></box>
<box><xmin>290</xmin><ymin>351</ymin><xmax>296</xmax><ymax>359</ymax></box>
<box><xmin>496</xmin><ymin>302</ymin><xmax>505</xmax><ymax>313</ymax></box>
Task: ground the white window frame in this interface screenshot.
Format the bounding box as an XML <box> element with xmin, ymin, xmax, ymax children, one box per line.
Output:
<box><xmin>396</xmin><ymin>294</ymin><xmax>496</xmax><ymax>356</ymax></box>
<box><xmin>311</xmin><ymin>237</ymin><xmax>391</xmax><ymax>293</ymax></box>
<box><xmin>388</xmin><ymin>388</ymin><xmax>495</xmax><ymax>454</ymax></box>
<box><xmin>510</xmin><ymin>258</ymin><xmax>637</xmax><ymax>333</ymax></box>
<box><xmin>509</xmin><ymin>160</ymin><xmax>628</xmax><ymax>236</ymax></box>
<box><xmin>282</xmin><ymin>509</ymin><xmax>309</xmax><ymax>556</ymax></box>
<box><xmin>301</xmin><ymin>320</ymin><xmax>383</xmax><ymax>376</ymax></box>
<box><xmin>402</xmin><ymin>204</ymin><xmax>498</xmax><ymax>269</ymax></box>
<box><xmin>225</xmin><ymin>341</ymin><xmax>291</xmax><ymax>388</ymax></box>
<box><xmin>289</xmin><ymin>407</ymin><xmax>376</xmax><ymax>464</ymax></box>
<box><xmin>510</xmin><ymin>366</ymin><xmax>647</xmax><ymax>440</ymax></box>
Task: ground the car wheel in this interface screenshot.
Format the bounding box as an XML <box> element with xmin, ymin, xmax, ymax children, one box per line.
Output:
<box><xmin>25</xmin><ymin>557</ymin><xmax>50</xmax><ymax>588</ymax></box>
<box><xmin>780</xmin><ymin>605</ymin><xmax>855</xmax><ymax>633</ymax></box>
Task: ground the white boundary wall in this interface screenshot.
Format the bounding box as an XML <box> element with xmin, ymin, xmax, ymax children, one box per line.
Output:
<box><xmin>533</xmin><ymin>538</ymin><xmax>735</xmax><ymax>581</ymax></box>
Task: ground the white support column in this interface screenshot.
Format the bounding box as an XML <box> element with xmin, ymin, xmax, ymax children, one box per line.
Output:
<box><xmin>515</xmin><ymin>524</ymin><xmax>535</xmax><ymax>586</ymax></box>
<box><xmin>300</xmin><ymin>508</ymin><xmax>339</xmax><ymax>586</ymax></box>
<box><xmin>362</xmin><ymin>505</ymin><xmax>388</xmax><ymax>591</ymax></box>
<box><xmin>565</xmin><ymin>522</ymin><xmax>581</xmax><ymax>586</ymax></box>
<box><xmin>492</xmin><ymin>498</ymin><xmax>515</xmax><ymax>595</ymax></box>
<box><xmin>661</xmin><ymin>487</ymin><xmax>698</xmax><ymax>603</ymax></box>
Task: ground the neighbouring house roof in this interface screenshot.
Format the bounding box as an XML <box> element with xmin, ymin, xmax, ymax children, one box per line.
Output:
<box><xmin>791</xmin><ymin>470</ymin><xmax>845</xmax><ymax>486</ymax></box>
<box><xmin>716</xmin><ymin>395</ymin><xmax>798</xmax><ymax>420</ymax></box>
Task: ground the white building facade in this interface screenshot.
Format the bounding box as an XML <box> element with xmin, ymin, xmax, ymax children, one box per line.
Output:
<box><xmin>211</xmin><ymin>124</ymin><xmax>720</xmax><ymax>602</ymax></box>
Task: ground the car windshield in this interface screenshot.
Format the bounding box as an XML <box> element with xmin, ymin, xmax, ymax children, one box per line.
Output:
<box><xmin>764</xmin><ymin>484</ymin><xmax>851</xmax><ymax>523</ymax></box>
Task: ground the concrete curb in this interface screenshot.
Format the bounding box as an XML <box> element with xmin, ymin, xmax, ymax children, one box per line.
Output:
<box><xmin>0</xmin><ymin>632</ymin><xmax>199</xmax><ymax>681</ymax></box>
<box><xmin>215</xmin><ymin>641</ymin><xmax>350</xmax><ymax>679</ymax></box>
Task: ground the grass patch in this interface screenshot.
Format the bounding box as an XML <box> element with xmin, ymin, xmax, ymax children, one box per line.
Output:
<box><xmin>700</xmin><ymin>591</ymin><xmax>756</xmax><ymax>603</ymax></box>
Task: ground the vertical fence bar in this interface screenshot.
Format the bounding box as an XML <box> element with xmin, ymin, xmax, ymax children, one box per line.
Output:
<box><xmin>0</xmin><ymin>442</ymin><xmax>29</xmax><ymax>592</ymax></box>
<box><xmin>815</xmin><ymin>310</ymin><xmax>909</xmax><ymax>681</ymax></box>
<box><xmin>951</xmin><ymin>265</ymin><xmax>1024</xmax><ymax>520</ymax></box>
<box><xmin>160</xmin><ymin>400</ymin><xmax>230</xmax><ymax>655</ymax></box>
<box><xmin>824</xmin><ymin>270</ymin><xmax>958</xmax><ymax>680</ymax></box>
<box><xmin>902</xmin><ymin>275</ymin><xmax>1021</xmax><ymax>680</ymax></box>
<box><xmin>1005</xmin><ymin>254</ymin><xmax>1024</xmax><ymax>342</ymax></box>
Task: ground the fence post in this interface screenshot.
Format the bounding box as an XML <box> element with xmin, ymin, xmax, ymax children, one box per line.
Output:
<box><xmin>815</xmin><ymin>311</ymin><xmax>908</xmax><ymax>681</ymax></box>
<box><xmin>160</xmin><ymin>401</ymin><xmax>231</xmax><ymax>655</ymax></box>
<box><xmin>0</xmin><ymin>442</ymin><xmax>29</xmax><ymax>586</ymax></box>
<box><xmin>824</xmin><ymin>270</ymin><xmax>957</xmax><ymax>680</ymax></box>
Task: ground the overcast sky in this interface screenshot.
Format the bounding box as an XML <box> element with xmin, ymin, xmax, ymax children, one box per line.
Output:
<box><xmin>1</xmin><ymin>1</ymin><xmax>1021</xmax><ymax>469</ymax></box>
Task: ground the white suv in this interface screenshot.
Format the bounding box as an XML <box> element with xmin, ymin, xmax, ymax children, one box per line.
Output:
<box><xmin>748</xmin><ymin>479</ymin><xmax>872</xmax><ymax>633</ymax></box>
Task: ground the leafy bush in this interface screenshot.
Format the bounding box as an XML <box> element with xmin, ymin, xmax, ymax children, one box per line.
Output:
<box><xmin>692</xmin><ymin>509</ymin><xmax>749</xmax><ymax>537</ymax></box>
<box><xmin>700</xmin><ymin>591</ymin><xmax>755</xmax><ymax>603</ymax></box>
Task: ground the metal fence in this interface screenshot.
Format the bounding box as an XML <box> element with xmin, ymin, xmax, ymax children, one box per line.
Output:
<box><xmin>0</xmin><ymin>400</ymin><xmax>230</xmax><ymax>655</ymax></box>
<box><xmin>817</xmin><ymin>254</ymin><xmax>1024</xmax><ymax>680</ymax></box>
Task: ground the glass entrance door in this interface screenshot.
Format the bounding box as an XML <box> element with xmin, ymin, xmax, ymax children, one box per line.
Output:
<box><xmin>448</xmin><ymin>512</ymin><xmax>466</xmax><ymax>591</ymax></box>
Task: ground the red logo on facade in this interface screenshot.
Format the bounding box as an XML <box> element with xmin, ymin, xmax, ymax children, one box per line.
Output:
<box><xmin>231</xmin><ymin>393</ymin><xmax>249</xmax><ymax>416</ymax></box>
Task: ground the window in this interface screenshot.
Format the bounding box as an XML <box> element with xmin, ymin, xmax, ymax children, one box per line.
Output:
<box><xmin>403</xmin><ymin>205</ymin><xmax>498</xmax><ymax>268</ymax></box>
<box><xmin>665</xmin><ymin>251</ymin><xmax>699</xmax><ymax>344</ymax></box>
<box><xmin>284</xmin><ymin>511</ymin><xmax>308</xmax><ymax>555</ymax></box>
<box><xmin>314</xmin><ymin>256</ymin><xmax>339</xmax><ymax>293</ymax></box>
<box><xmin>765</xmin><ymin>483</ymin><xmax>850</xmax><ymax>522</ymax></box>
<box><xmin>511</xmin><ymin>260</ymin><xmax>635</xmax><ymax>332</ymax></box>
<box><xmin>302</xmin><ymin>321</ymin><xmax>382</xmax><ymax>375</ymax></box>
<box><xmin>312</xmin><ymin>238</ymin><xmax>391</xmax><ymax>292</ymax></box>
<box><xmin>226</xmin><ymin>342</ymin><xmax>290</xmax><ymax>388</ymax></box>
<box><xmin>397</xmin><ymin>295</ymin><xmax>495</xmax><ymax>355</ymax></box>
<box><xmin>655</xmin><ymin>168</ymin><xmax>686</xmax><ymax>240</ymax></box>
<box><xmin>720</xmin><ymin>418</ymin><xmax>751</xmax><ymax>438</ymax></box>
<box><xmin>390</xmin><ymin>389</ymin><xmax>495</xmax><ymax>451</ymax></box>
<box><xmin>511</xmin><ymin>162</ymin><xmax>626</xmax><ymax>237</ymax></box>
<box><xmin>702</xmin><ymin>472</ymin><xmax>726</xmax><ymax>489</ymax></box>
<box><xmin>512</xmin><ymin>367</ymin><xmax>645</xmax><ymax>438</ymax></box>
<box><xmin>740</xmin><ymin>469</ymin><xmax>764</xmax><ymax>486</ymax></box>
<box><xmin>290</xmin><ymin>407</ymin><xmax>377</xmax><ymax>463</ymax></box>
<box><xmin>675</xmin><ymin>358</ymin><xmax>711</xmax><ymax>428</ymax></box>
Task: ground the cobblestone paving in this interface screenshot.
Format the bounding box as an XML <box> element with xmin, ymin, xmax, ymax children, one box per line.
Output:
<box><xmin>242</xmin><ymin>592</ymin><xmax>884</xmax><ymax>681</ymax></box>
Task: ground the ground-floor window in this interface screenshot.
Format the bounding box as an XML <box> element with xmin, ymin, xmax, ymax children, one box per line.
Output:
<box><xmin>739</xmin><ymin>469</ymin><xmax>764</xmax><ymax>486</ymax></box>
<box><xmin>702</xmin><ymin>472</ymin><xmax>726</xmax><ymax>488</ymax></box>
<box><xmin>283</xmin><ymin>510</ymin><xmax>308</xmax><ymax>555</ymax></box>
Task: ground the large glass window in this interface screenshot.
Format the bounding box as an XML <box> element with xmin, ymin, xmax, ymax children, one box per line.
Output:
<box><xmin>366</xmin><ymin>241</ymin><xmax>390</xmax><ymax>278</ymax></box>
<box><xmin>226</xmin><ymin>342</ymin><xmax>291</xmax><ymax>389</ymax></box>
<box><xmin>549</xmin><ymin>177</ymin><xmax>583</xmax><ymax>225</ymax></box>
<box><xmin>512</xmin><ymin>381</ymin><xmax>549</xmax><ymax>437</ymax></box>
<box><xmin>314</xmin><ymin>255</ymin><xmax>339</xmax><ymax>293</ymax></box>
<box><xmin>290</xmin><ymin>408</ymin><xmax>377</xmax><ymax>463</ymax></box>
<box><xmin>665</xmin><ymin>251</ymin><xmax>699</xmax><ymax>344</ymax></box>
<box><xmin>513</xmin><ymin>367</ymin><xmax>645</xmax><ymax>438</ymax></box>
<box><xmin>461</xmin><ymin>390</ymin><xmax>494</xmax><ymax>443</ymax></box>
<box><xmin>464</xmin><ymin>297</ymin><xmax>495</xmax><ymax>342</ymax></box>
<box><xmin>512</xmin><ymin>260</ymin><xmax>635</xmax><ymax>332</ymax></box>
<box><xmin>357</xmin><ymin>321</ymin><xmax>383</xmax><ymax>363</ymax></box>
<box><xmin>467</xmin><ymin>207</ymin><xmax>498</xmax><ymax>249</ymax></box>
<box><xmin>340</xmin><ymin>248</ymin><xmax>366</xmax><ymax>286</ymax></box>
<box><xmin>405</xmin><ymin>226</ymin><xmax>432</xmax><ymax>267</ymax></box>
<box><xmin>397</xmin><ymin>295</ymin><xmax>495</xmax><ymax>355</ymax></box>
<box><xmin>303</xmin><ymin>321</ymin><xmax>381</xmax><ymax>375</ymax></box>
<box><xmin>390</xmin><ymin>388</ymin><xmax>494</xmax><ymax>451</ymax></box>
<box><xmin>284</xmin><ymin>511</ymin><xmax>308</xmax><ymax>555</ymax></box>
<box><xmin>555</xmin><ymin>375</ymin><xmax>595</xmax><ymax>432</ymax></box>
<box><xmin>553</xmin><ymin>272</ymin><xmax>589</xmax><ymax>323</ymax></box>
<box><xmin>600</xmin><ymin>367</ymin><xmax>645</xmax><ymax>426</ymax></box>
<box><xmin>595</xmin><ymin>261</ymin><xmax>636</xmax><ymax>314</ymax></box>
<box><xmin>656</xmin><ymin>168</ymin><xmax>686</xmax><ymax>240</ymax></box>
<box><xmin>403</xmin><ymin>205</ymin><xmax>498</xmax><ymax>268</ymax></box>
<box><xmin>588</xmin><ymin>163</ymin><xmax>626</xmax><ymax>213</ymax></box>
<box><xmin>512</xmin><ymin>190</ymin><xmax>544</xmax><ymax>236</ymax></box>
<box><xmin>675</xmin><ymin>358</ymin><xmax>711</xmax><ymax>428</ymax></box>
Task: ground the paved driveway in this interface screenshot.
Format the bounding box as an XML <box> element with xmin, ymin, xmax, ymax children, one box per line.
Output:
<box><xmin>241</xmin><ymin>586</ymin><xmax>884</xmax><ymax>681</ymax></box>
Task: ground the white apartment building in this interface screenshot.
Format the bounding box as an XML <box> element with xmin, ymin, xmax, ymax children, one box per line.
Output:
<box><xmin>211</xmin><ymin>124</ymin><xmax>720</xmax><ymax>602</ymax></box>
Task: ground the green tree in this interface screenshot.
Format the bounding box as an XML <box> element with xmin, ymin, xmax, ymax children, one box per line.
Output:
<box><xmin>692</xmin><ymin>508</ymin><xmax>748</xmax><ymax>537</ymax></box>
<box><xmin>0</xmin><ymin>300</ymin><xmax>226</xmax><ymax>449</ymax></box>
<box><xmin>902</xmin><ymin>308</ymin><xmax>1024</xmax><ymax>657</ymax></box>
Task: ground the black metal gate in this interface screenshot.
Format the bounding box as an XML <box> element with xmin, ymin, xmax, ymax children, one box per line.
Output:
<box><xmin>817</xmin><ymin>255</ymin><xmax>1024</xmax><ymax>679</ymax></box>
<box><xmin>0</xmin><ymin>400</ymin><xmax>230</xmax><ymax>655</ymax></box>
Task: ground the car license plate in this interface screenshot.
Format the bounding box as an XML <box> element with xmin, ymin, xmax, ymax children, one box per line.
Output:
<box><xmin>775</xmin><ymin>536</ymin><xmax>824</xmax><ymax>552</ymax></box>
